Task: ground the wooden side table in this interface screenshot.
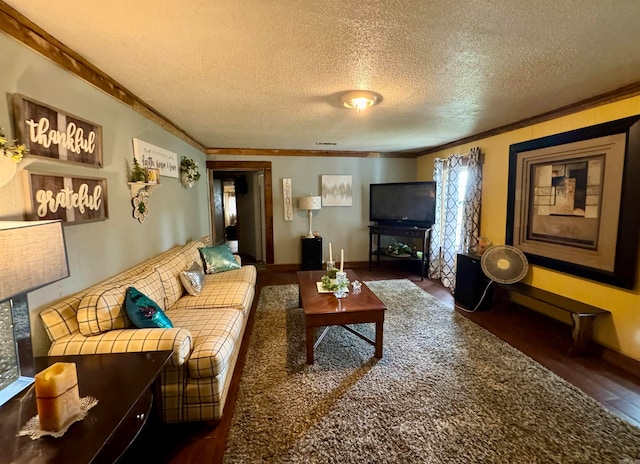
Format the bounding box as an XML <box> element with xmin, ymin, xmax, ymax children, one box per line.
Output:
<box><xmin>0</xmin><ymin>351</ymin><xmax>172</xmax><ymax>464</ymax></box>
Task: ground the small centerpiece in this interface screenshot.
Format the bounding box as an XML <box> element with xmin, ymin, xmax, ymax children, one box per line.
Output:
<box><xmin>320</xmin><ymin>268</ymin><xmax>349</xmax><ymax>298</ymax></box>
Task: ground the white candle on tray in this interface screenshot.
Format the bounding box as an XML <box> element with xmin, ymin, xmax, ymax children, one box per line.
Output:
<box><xmin>340</xmin><ymin>249</ymin><xmax>344</xmax><ymax>272</ymax></box>
<box><xmin>329</xmin><ymin>243</ymin><xmax>333</xmax><ymax>263</ymax></box>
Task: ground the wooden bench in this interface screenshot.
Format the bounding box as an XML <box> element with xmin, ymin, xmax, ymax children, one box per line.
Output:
<box><xmin>494</xmin><ymin>282</ymin><xmax>610</xmax><ymax>357</ymax></box>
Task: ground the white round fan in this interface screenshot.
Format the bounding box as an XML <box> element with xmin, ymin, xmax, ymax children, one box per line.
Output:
<box><xmin>463</xmin><ymin>244</ymin><xmax>529</xmax><ymax>313</ymax></box>
<box><xmin>481</xmin><ymin>245</ymin><xmax>529</xmax><ymax>284</ymax></box>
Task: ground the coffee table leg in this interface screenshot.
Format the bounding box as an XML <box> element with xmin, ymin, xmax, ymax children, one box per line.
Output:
<box><xmin>306</xmin><ymin>325</ymin><xmax>314</xmax><ymax>364</ymax></box>
<box><xmin>375</xmin><ymin>321</ymin><xmax>383</xmax><ymax>358</ymax></box>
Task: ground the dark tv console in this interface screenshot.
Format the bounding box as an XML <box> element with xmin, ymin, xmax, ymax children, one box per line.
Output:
<box><xmin>368</xmin><ymin>224</ymin><xmax>431</xmax><ymax>281</ymax></box>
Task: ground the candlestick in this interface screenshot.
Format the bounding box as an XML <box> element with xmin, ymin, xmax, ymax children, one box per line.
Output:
<box><xmin>340</xmin><ymin>249</ymin><xmax>344</xmax><ymax>272</ymax></box>
<box><xmin>329</xmin><ymin>243</ymin><xmax>333</xmax><ymax>263</ymax></box>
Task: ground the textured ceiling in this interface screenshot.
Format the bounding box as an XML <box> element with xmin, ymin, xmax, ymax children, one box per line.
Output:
<box><xmin>5</xmin><ymin>0</ymin><xmax>640</xmax><ymax>154</ymax></box>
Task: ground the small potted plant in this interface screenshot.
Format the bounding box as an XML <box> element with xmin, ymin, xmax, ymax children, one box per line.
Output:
<box><xmin>130</xmin><ymin>157</ymin><xmax>147</xmax><ymax>183</ymax></box>
<box><xmin>180</xmin><ymin>157</ymin><xmax>201</xmax><ymax>188</ymax></box>
<box><xmin>0</xmin><ymin>128</ymin><xmax>28</xmax><ymax>187</ymax></box>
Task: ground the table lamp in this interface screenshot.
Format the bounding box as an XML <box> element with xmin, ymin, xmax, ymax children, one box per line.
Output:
<box><xmin>0</xmin><ymin>220</ymin><xmax>70</xmax><ymax>406</ymax></box>
<box><xmin>298</xmin><ymin>195</ymin><xmax>321</xmax><ymax>238</ymax></box>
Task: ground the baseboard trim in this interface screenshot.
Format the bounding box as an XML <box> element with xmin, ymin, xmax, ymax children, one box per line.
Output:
<box><xmin>265</xmin><ymin>261</ymin><xmax>371</xmax><ymax>272</ymax></box>
<box><xmin>601</xmin><ymin>346</ymin><xmax>640</xmax><ymax>377</ymax></box>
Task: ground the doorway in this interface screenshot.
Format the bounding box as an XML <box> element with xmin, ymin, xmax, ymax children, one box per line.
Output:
<box><xmin>207</xmin><ymin>161</ymin><xmax>273</xmax><ymax>265</ymax></box>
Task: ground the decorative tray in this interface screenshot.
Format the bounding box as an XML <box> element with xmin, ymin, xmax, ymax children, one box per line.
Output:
<box><xmin>316</xmin><ymin>282</ymin><xmax>349</xmax><ymax>294</ymax></box>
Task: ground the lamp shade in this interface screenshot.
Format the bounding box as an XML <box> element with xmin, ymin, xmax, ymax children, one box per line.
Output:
<box><xmin>298</xmin><ymin>196</ymin><xmax>321</xmax><ymax>210</ymax></box>
<box><xmin>0</xmin><ymin>220</ymin><xmax>69</xmax><ymax>301</ymax></box>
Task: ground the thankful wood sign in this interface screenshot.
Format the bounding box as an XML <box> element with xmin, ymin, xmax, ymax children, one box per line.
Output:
<box><xmin>13</xmin><ymin>94</ymin><xmax>103</xmax><ymax>167</ymax></box>
<box><xmin>24</xmin><ymin>172</ymin><xmax>108</xmax><ymax>225</ymax></box>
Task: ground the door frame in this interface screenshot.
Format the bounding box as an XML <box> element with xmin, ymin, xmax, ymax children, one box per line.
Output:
<box><xmin>207</xmin><ymin>160</ymin><xmax>274</xmax><ymax>264</ymax></box>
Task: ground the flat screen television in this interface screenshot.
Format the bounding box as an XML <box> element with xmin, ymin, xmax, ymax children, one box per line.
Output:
<box><xmin>369</xmin><ymin>181</ymin><xmax>436</xmax><ymax>227</ymax></box>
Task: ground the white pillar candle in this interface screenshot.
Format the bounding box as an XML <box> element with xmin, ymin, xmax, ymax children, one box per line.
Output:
<box><xmin>340</xmin><ymin>249</ymin><xmax>344</xmax><ymax>272</ymax></box>
<box><xmin>329</xmin><ymin>243</ymin><xmax>333</xmax><ymax>263</ymax></box>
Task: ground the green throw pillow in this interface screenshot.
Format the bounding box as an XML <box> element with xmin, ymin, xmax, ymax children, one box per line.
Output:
<box><xmin>125</xmin><ymin>286</ymin><xmax>173</xmax><ymax>329</ymax></box>
<box><xmin>198</xmin><ymin>244</ymin><xmax>241</xmax><ymax>274</ymax></box>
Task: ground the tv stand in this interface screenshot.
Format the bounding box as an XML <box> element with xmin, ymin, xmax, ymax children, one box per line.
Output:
<box><xmin>368</xmin><ymin>224</ymin><xmax>431</xmax><ymax>280</ymax></box>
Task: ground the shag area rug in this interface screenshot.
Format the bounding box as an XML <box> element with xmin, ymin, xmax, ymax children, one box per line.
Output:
<box><xmin>223</xmin><ymin>280</ymin><xmax>640</xmax><ymax>463</ymax></box>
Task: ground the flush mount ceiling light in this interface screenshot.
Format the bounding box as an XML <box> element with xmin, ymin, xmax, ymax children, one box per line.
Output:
<box><xmin>340</xmin><ymin>90</ymin><xmax>382</xmax><ymax>112</ymax></box>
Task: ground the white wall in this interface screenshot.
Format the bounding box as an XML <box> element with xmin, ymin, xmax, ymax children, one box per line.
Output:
<box><xmin>0</xmin><ymin>34</ymin><xmax>209</xmax><ymax>356</ymax></box>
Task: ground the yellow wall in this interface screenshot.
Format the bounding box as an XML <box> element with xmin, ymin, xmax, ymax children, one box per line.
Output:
<box><xmin>417</xmin><ymin>96</ymin><xmax>640</xmax><ymax>362</ymax></box>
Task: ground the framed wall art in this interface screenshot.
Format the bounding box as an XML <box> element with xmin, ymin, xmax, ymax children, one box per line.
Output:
<box><xmin>23</xmin><ymin>172</ymin><xmax>109</xmax><ymax>225</ymax></box>
<box><xmin>321</xmin><ymin>175</ymin><xmax>352</xmax><ymax>207</ymax></box>
<box><xmin>282</xmin><ymin>178</ymin><xmax>293</xmax><ymax>221</ymax></box>
<box><xmin>132</xmin><ymin>138</ymin><xmax>179</xmax><ymax>178</ymax></box>
<box><xmin>506</xmin><ymin>115</ymin><xmax>640</xmax><ymax>289</ymax></box>
<box><xmin>12</xmin><ymin>94</ymin><xmax>103</xmax><ymax>167</ymax></box>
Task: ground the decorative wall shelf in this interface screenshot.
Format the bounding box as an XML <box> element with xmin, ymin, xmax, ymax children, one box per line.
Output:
<box><xmin>127</xmin><ymin>182</ymin><xmax>161</xmax><ymax>198</ymax></box>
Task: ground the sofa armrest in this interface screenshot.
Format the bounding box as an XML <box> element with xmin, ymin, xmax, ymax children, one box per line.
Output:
<box><xmin>48</xmin><ymin>328</ymin><xmax>192</xmax><ymax>367</ymax></box>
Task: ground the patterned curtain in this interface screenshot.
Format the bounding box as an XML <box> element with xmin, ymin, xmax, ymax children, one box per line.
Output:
<box><xmin>428</xmin><ymin>148</ymin><xmax>483</xmax><ymax>290</ymax></box>
<box><xmin>461</xmin><ymin>147</ymin><xmax>482</xmax><ymax>254</ymax></box>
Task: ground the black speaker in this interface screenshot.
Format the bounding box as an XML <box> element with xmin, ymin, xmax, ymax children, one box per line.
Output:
<box><xmin>454</xmin><ymin>253</ymin><xmax>492</xmax><ymax>311</ymax></box>
<box><xmin>301</xmin><ymin>236</ymin><xmax>323</xmax><ymax>270</ymax></box>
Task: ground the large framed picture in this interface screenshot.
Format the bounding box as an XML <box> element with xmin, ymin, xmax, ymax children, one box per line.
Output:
<box><xmin>506</xmin><ymin>115</ymin><xmax>640</xmax><ymax>289</ymax></box>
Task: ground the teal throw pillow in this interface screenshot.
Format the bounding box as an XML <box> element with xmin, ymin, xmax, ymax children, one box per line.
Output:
<box><xmin>198</xmin><ymin>244</ymin><xmax>241</xmax><ymax>274</ymax></box>
<box><xmin>125</xmin><ymin>286</ymin><xmax>173</xmax><ymax>329</ymax></box>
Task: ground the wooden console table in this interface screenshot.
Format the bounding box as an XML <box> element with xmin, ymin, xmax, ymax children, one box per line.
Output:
<box><xmin>368</xmin><ymin>224</ymin><xmax>431</xmax><ymax>280</ymax></box>
<box><xmin>0</xmin><ymin>350</ymin><xmax>172</xmax><ymax>464</ymax></box>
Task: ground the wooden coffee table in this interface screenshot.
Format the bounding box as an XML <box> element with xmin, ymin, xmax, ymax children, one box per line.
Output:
<box><xmin>298</xmin><ymin>270</ymin><xmax>386</xmax><ymax>364</ymax></box>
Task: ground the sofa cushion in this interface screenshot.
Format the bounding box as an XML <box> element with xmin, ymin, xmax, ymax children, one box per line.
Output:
<box><xmin>207</xmin><ymin>265</ymin><xmax>256</xmax><ymax>286</ymax></box>
<box><xmin>48</xmin><ymin>328</ymin><xmax>192</xmax><ymax>368</ymax></box>
<box><xmin>40</xmin><ymin>292</ymin><xmax>85</xmax><ymax>341</ymax></box>
<box><xmin>77</xmin><ymin>270</ymin><xmax>166</xmax><ymax>336</ymax></box>
<box><xmin>168</xmin><ymin>307</ymin><xmax>243</xmax><ymax>379</ymax></box>
<box><xmin>171</xmin><ymin>281</ymin><xmax>254</xmax><ymax>316</ymax></box>
<box><xmin>125</xmin><ymin>286</ymin><xmax>173</xmax><ymax>329</ymax></box>
<box><xmin>198</xmin><ymin>244</ymin><xmax>241</xmax><ymax>274</ymax></box>
<box><xmin>152</xmin><ymin>250</ymin><xmax>188</xmax><ymax>308</ymax></box>
<box><xmin>180</xmin><ymin>261</ymin><xmax>205</xmax><ymax>296</ymax></box>
<box><xmin>182</xmin><ymin>241</ymin><xmax>205</xmax><ymax>268</ymax></box>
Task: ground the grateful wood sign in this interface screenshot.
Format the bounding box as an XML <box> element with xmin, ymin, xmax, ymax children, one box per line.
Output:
<box><xmin>13</xmin><ymin>94</ymin><xmax>103</xmax><ymax>167</ymax></box>
<box><xmin>24</xmin><ymin>172</ymin><xmax>108</xmax><ymax>225</ymax></box>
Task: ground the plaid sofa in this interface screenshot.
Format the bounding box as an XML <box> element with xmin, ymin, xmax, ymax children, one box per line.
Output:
<box><xmin>39</xmin><ymin>238</ymin><xmax>256</xmax><ymax>423</ymax></box>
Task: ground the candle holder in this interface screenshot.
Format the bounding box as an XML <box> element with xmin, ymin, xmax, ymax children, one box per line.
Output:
<box><xmin>333</xmin><ymin>271</ymin><xmax>349</xmax><ymax>299</ymax></box>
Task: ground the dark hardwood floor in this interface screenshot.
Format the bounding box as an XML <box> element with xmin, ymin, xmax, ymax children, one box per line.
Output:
<box><xmin>122</xmin><ymin>263</ymin><xmax>640</xmax><ymax>463</ymax></box>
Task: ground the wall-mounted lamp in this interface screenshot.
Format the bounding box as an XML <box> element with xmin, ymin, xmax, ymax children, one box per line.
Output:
<box><xmin>298</xmin><ymin>195</ymin><xmax>322</xmax><ymax>238</ymax></box>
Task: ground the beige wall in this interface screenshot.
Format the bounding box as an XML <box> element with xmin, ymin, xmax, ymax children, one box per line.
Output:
<box><xmin>1</xmin><ymin>34</ymin><xmax>210</xmax><ymax>356</ymax></box>
<box><xmin>417</xmin><ymin>96</ymin><xmax>640</xmax><ymax>362</ymax></box>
